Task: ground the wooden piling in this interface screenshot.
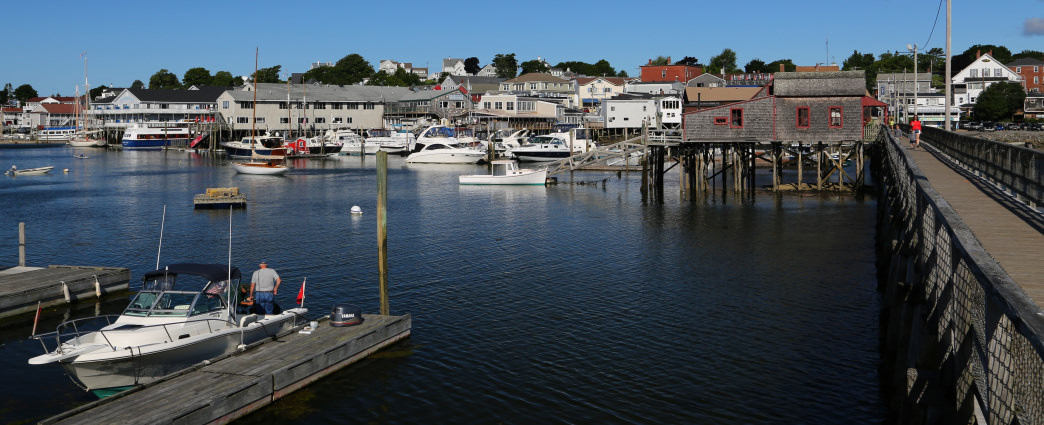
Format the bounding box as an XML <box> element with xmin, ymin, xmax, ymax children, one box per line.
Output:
<box><xmin>18</xmin><ymin>222</ymin><xmax>26</xmax><ymax>267</ymax></box>
<box><xmin>376</xmin><ymin>151</ymin><xmax>389</xmax><ymax>316</ymax></box>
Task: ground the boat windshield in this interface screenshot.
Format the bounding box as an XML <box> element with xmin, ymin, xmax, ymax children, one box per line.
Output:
<box><xmin>426</xmin><ymin>127</ymin><xmax>454</xmax><ymax>138</ymax></box>
<box><xmin>125</xmin><ymin>274</ymin><xmax>232</xmax><ymax>317</ymax></box>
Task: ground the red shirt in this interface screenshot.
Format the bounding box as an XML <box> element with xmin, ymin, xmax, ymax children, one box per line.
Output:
<box><xmin>911</xmin><ymin>120</ymin><xmax>922</xmax><ymax>131</ymax></box>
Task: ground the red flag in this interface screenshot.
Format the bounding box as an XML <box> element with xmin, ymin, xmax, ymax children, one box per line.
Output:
<box><xmin>296</xmin><ymin>279</ymin><xmax>306</xmax><ymax>304</ymax></box>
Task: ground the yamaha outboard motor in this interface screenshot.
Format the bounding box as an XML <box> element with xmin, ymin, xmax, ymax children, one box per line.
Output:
<box><xmin>330</xmin><ymin>304</ymin><xmax>363</xmax><ymax>327</ymax></box>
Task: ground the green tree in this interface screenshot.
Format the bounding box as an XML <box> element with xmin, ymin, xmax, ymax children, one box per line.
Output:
<box><xmin>492</xmin><ymin>53</ymin><xmax>518</xmax><ymax>79</ymax></box>
<box><xmin>0</xmin><ymin>83</ymin><xmax>11</xmax><ymax>104</ymax></box>
<box><xmin>649</xmin><ymin>56</ymin><xmax>670</xmax><ymax>66</ymax></box>
<box><xmin>367</xmin><ymin>68</ymin><xmax>422</xmax><ymax>87</ymax></box>
<box><xmin>707</xmin><ymin>48</ymin><xmax>739</xmax><ymax>75</ymax></box>
<box><xmin>130</xmin><ymin>80</ymin><xmax>145</xmax><ymax>90</ymax></box>
<box><xmin>842</xmin><ymin>50</ymin><xmax>875</xmax><ymax>71</ymax></box>
<box><xmin>148</xmin><ymin>69</ymin><xmax>180</xmax><ymax>89</ymax></box>
<box><xmin>617</xmin><ymin>70</ymin><xmax>629</xmax><ymax>78</ymax></box>
<box><xmin>89</xmin><ymin>85</ymin><xmax>107</xmax><ymax>99</ymax></box>
<box><xmin>590</xmin><ymin>59</ymin><xmax>616</xmax><ymax>77</ymax></box>
<box><xmin>765</xmin><ymin>59</ymin><xmax>796</xmax><ymax>72</ymax></box>
<box><xmin>182</xmin><ymin>67</ymin><xmax>213</xmax><ymax>87</ymax></box>
<box><xmin>253</xmin><ymin>65</ymin><xmax>282</xmax><ymax>83</ymax></box>
<box><xmin>334</xmin><ymin>53</ymin><xmax>375</xmax><ymax>84</ymax></box>
<box><xmin>464</xmin><ymin>57</ymin><xmax>480</xmax><ymax>75</ymax></box>
<box><xmin>973</xmin><ymin>82</ymin><xmax>1025</xmax><ymax>121</ymax></box>
<box><xmin>520</xmin><ymin>59</ymin><xmax>549</xmax><ymax>74</ymax></box>
<box><xmin>13</xmin><ymin>84</ymin><xmax>37</xmax><ymax>103</ymax></box>
<box><xmin>1013</xmin><ymin>50</ymin><xmax>1044</xmax><ymax>61</ymax></box>
<box><xmin>744</xmin><ymin>58</ymin><xmax>768</xmax><ymax>73</ymax></box>
<box><xmin>675</xmin><ymin>56</ymin><xmax>700</xmax><ymax>66</ymax></box>
<box><xmin>212</xmin><ymin>71</ymin><xmax>237</xmax><ymax>86</ymax></box>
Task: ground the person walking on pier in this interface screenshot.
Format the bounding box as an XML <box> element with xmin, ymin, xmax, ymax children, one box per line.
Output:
<box><xmin>248</xmin><ymin>260</ymin><xmax>281</xmax><ymax>314</ymax></box>
<box><xmin>910</xmin><ymin>116</ymin><xmax>922</xmax><ymax>149</ymax></box>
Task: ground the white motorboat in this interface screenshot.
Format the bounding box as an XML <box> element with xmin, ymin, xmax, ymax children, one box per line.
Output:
<box><xmin>364</xmin><ymin>128</ymin><xmax>415</xmax><ymax>155</ymax></box>
<box><xmin>5</xmin><ymin>165</ymin><xmax>55</xmax><ymax>176</ymax></box>
<box><xmin>459</xmin><ymin>160</ymin><xmax>547</xmax><ymax>185</ymax></box>
<box><xmin>486</xmin><ymin>128</ymin><xmax>530</xmax><ymax>156</ymax></box>
<box><xmin>232</xmin><ymin>158</ymin><xmax>290</xmax><ymax>175</ymax></box>
<box><xmin>405</xmin><ymin>125</ymin><xmax>485</xmax><ymax>164</ymax></box>
<box><xmin>28</xmin><ymin>263</ymin><xmax>307</xmax><ymax>397</ymax></box>
<box><xmin>510</xmin><ymin>134</ymin><xmax>572</xmax><ymax>162</ymax></box>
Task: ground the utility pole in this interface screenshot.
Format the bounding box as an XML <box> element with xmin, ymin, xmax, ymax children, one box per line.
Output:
<box><xmin>944</xmin><ymin>0</ymin><xmax>952</xmax><ymax>130</ymax></box>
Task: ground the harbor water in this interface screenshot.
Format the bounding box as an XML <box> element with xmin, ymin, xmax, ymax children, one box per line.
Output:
<box><xmin>0</xmin><ymin>146</ymin><xmax>884</xmax><ymax>424</ymax></box>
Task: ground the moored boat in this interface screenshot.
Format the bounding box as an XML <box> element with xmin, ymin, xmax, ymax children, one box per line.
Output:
<box><xmin>5</xmin><ymin>165</ymin><xmax>56</xmax><ymax>175</ymax></box>
<box><xmin>121</xmin><ymin>124</ymin><xmax>193</xmax><ymax>150</ymax></box>
<box><xmin>404</xmin><ymin>125</ymin><xmax>485</xmax><ymax>164</ymax></box>
<box><xmin>223</xmin><ymin>133</ymin><xmax>289</xmax><ymax>158</ymax></box>
<box><xmin>28</xmin><ymin>263</ymin><xmax>307</xmax><ymax>397</ymax></box>
<box><xmin>38</xmin><ymin>127</ymin><xmax>77</xmax><ymax>142</ymax></box>
<box><xmin>458</xmin><ymin>160</ymin><xmax>547</xmax><ymax>185</ymax></box>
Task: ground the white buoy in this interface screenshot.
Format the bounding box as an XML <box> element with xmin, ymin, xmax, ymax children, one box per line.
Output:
<box><xmin>63</xmin><ymin>168</ymin><xmax>69</xmax><ymax>173</ymax></box>
<box><xmin>350</xmin><ymin>205</ymin><xmax>363</xmax><ymax>215</ymax></box>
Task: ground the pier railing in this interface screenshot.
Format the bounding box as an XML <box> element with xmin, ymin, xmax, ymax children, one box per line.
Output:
<box><xmin>923</xmin><ymin>126</ymin><xmax>1043</xmax><ymax>211</ymax></box>
<box><xmin>877</xmin><ymin>128</ymin><xmax>1044</xmax><ymax>424</ymax></box>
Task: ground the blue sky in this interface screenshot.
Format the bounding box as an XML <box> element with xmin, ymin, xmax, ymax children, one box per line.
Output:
<box><xmin>5</xmin><ymin>0</ymin><xmax>1042</xmax><ymax>97</ymax></box>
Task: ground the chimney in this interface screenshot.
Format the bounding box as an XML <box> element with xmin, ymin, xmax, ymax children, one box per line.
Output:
<box><xmin>648</xmin><ymin>59</ymin><xmax>652</xmax><ymax>65</ymax></box>
<box><xmin>976</xmin><ymin>50</ymin><xmax>981</xmax><ymax>58</ymax></box>
<box><xmin>668</xmin><ymin>56</ymin><xmax>672</xmax><ymax>64</ymax></box>
<box><xmin>780</xmin><ymin>63</ymin><xmax>785</xmax><ymax>72</ymax></box>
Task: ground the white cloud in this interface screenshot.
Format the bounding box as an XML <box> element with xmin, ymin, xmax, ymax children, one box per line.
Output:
<box><xmin>1026</xmin><ymin>18</ymin><xmax>1044</xmax><ymax>36</ymax></box>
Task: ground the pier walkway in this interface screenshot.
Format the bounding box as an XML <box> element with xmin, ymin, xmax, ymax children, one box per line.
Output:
<box><xmin>0</xmin><ymin>265</ymin><xmax>130</xmax><ymax>319</ymax></box>
<box><xmin>911</xmin><ymin>136</ymin><xmax>1044</xmax><ymax>305</ymax></box>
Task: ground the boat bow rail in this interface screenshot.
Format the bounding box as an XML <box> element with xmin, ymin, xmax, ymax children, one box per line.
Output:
<box><xmin>30</xmin><ymin>316</ymin><xmax>244</xmax><ymax>359</ymax></box>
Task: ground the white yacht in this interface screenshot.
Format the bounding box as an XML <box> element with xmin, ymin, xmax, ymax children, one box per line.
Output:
<box><xmin>404</xmin><ymin>125</ymin><xmax>485</xmax><ymax>164</ymax></box>
<box><xmin>29</xmin><ymin>263</ymin><xmax>307</xmax><ymax>397</ymax></box>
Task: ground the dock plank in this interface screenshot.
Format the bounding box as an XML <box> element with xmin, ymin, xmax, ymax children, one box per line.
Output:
<box><xmin>0</xmin><ymin>266</ymin><xmax>130</xmax><ymax>319</ymax></box>
<box><xmin>909</xmin><ymin>146</ymin><xmax>1044</xmax><ymax>308</ymax></box>
<box><xmin>43</xmin><ymin>314</ymin><xmax>410</xmax><ymax>425</ymax></box>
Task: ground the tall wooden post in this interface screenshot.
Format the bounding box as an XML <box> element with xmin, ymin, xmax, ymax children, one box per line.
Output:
<box><xmin>376</xmin><ymin>152</ymin><xmax>389</xmax><ymax>315</ymax></box>
<box><xmin>18</xmin><ymin>222</ymin><xmax>26</xmax><ymax>267</ymax></box>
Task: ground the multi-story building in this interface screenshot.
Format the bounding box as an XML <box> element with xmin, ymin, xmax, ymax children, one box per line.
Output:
<box><xmin>472</xmin><ymin>93</ymin><xmax>563</xmax><ymax>132</ymax></box>
<box><xmin>639</xmin><ymin>57</ymin><xmax>703</xmax><ymax>83</ymax></box>
<box><xmin>499</xmin><ymin>73</ymin><xmax>576</xmax><ymax>107</ymax></box>
<box><xmin>1008</xmin><ymin>57</ymin><xmax>1044</xmax><ymax>94</ymax></box>
<box><xmin>951</xmin><ymin>52</ymin><xmax>1024</xmax><ymax>108</ymax></box>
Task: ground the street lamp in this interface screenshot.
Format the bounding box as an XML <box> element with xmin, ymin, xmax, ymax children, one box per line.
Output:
<box><xmin>907</xmin><ymin>43</ymin><xmax>918</xmax><ymax>124</ymax></box>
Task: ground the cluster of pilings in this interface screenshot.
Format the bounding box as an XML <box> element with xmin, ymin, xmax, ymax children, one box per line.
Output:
<box><xmin>641</xmin><ymin>141</ymin><xmax>870</xmax><ymax>202</ymax></box>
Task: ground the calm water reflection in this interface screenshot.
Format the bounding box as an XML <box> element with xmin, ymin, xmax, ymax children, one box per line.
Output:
<box><xmin>0</xmin><ymin>146</ymin><xmax>883</xmax><ymax>424</ymax></box>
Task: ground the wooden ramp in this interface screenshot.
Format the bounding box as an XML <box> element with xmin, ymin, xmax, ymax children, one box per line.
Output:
<box><xmin>0</xmin><ymin>265</ymin><xmax>130</xmax><ymax>319</ymax></box>
<box><xmin>909</xmin><ymin>145</ymin><xmax>1044</xmax><ymax>305</ymax></box>
<box><xmin>42</xmin><ymin>314</ymin><xmax>411</xmax><ymax>425</ymax></box>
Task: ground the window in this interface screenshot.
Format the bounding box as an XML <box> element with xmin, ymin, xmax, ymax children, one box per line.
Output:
<box><xmin>730</xmin><ymin>108</ymin><xmax>743</xmax><ymax>128</ymax></box>
<box><xmin>518</xmin><ymin>101</ymin><xmax>534</xmax><ymax>112</ymax></box>
<box><xmin>279</xmin><ymin>102</ymin><xmax>288</xmax><ymax>109</ymax></box>
<box><xmin>995</xmin><ymin>68</ymin><xmax>1003</xmax><ymax>77</ymax></box>
<box><xmin>439</xmin><ymin>101</ymin><xmax>449</xmax><ymax>108</ymax></box>
<box><xmin>1016</xmin><ymin>67</ymin><xmax>1022</xmax><ymax>73</ymax></box>
<box><xmin>255</xmin><ymin>117</ymin><xmax>265</xmax><ymax>123</ymax></box>
<box><xmin>970</xmin><ymin>69</ymin><xmax>978</xmax><ymax>78</ymax></box>
<box><xmin>237</xmin><ymin>117</ymin><xmax>249</xmax><ymax>123</ymax></box>
<box><xmin>1035</xmin><ymin>76</ymin><xmax>1039</xmax><ymax>84</ymax></box>
<box><xmin>314</xmin><ymin>102</ymin><xmax>326</xmax><ymax>109</ymax></box>
<box><xmin>506</xmin><ymin>102</ymin><xmax>514</xmax><ymax>110</ymax></box>
<box><xmin>332</xmin><ymin>103</ymin><xmax>343</xmax><ymax>110</ymax></box>
<box><xmin>502</xmin><ymin>84</ymin><xmax>510</xmax><ymax>90</ymax></box>
<box><xmin>345</xmin><ymin>117</ymin><xmax>353</xmax><ymax>124</ymax></box>
<box><xmin>333</xmin><ymin>117</ymin><xmax>343</xmax><ymax>124</ymax></box>
<box><xmin>542</xmin><ymin>83</ymin><xmax>548</xmax><ymax>90</ymax></box>
<box><xmin>829</xmin><ymin>107</ymin><xmax>843</xmax><ymax>128</ymax></box>
<box><xmin>1035</xmin><ymin>66</ymin><xmax>1040</xmax><ymax>72</ymax></box>
<box><xmin>530</xmin><ymin>83</ymin><xmax>537</xmax><ymax>90</ymax></box>
<box><xmin>239</xmin><ymin>101</ymin><xmax>253</xmax><ymax>109</ymax></box>
<box><xmin>796</xmin><ymin>107</ymin><xmax>810</xmax><ymax>128</ymax></box>
<box><xmin>346</xmin><ymin>103</ymin><xmax>359</xmax><ymax>110</ymax></box>
<box><xmin>661</xmin><ymin>70</ymin><xmax>666</xmax><ymax>78</ymax></box>
<box><xmin>604</xmin><ymin>88</ymin><xmax>611</xmax><ymax>93</ymax></box>
<box><xmin>494</xmin><ymin>102</ymin><xmax>503</xmax><ymax>109</ymax></box>
<box><xmin>484</xmin><ymin>102</ymin><xmax>491</xmax><ymax>109</ymax></box>
<box><xmin>364</xmin><ymin>104</ymin><xmax>374</xmax><ymax>110</ymax></box>
<box><xmin>280</xmin><ymin>117</ymin><xmax>289</xmax><ymax>124</ymax></box>
<box><xmin>714</xmin><ymin>117</ymin><xmax>727</xmax><ymax>125</ymax></box>
<box><xmin>298</xmin><ymin>118</ymin><xmax>308</xmax><ymax>123</ymax></box>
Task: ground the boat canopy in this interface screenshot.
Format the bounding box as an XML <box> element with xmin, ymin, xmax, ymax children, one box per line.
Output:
<box><xmin>142</xmin><ymin>263</ymin><xmax>241</xmax><ymax>283</ymax></box>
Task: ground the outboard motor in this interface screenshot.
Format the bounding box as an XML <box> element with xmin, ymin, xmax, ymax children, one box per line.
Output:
<box><xmin>330</xmin><ymin>304</ymin><xmax>363</xmax><ymax>327</ymax></box>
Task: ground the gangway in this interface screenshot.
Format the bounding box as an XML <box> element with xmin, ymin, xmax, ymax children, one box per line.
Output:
<box><xmin>544</xmin><ymin>131</ymin><xmax>683</xmax><ymax>177</ymax></box>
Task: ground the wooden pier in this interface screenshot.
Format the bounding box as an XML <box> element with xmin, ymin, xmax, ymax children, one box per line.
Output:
<box><xmin>0</xmin><ymin>265</ymin><xmax>130</xmax><ymax>319</ymax></box>
<box><xmin>41</xmin><ymin>313</ymin><xmax>411</xmax><ymax>425</ymax></box>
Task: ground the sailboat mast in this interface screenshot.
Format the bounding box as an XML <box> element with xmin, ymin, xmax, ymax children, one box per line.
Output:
<box><xmin>252</xmin><ymin>48</ymin><xmax>257</xmax><ymax>150</ymax></box>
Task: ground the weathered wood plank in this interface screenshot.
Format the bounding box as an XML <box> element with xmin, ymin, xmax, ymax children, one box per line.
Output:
<box><xmin>0</xmin><ymin>266</ymin><xmax>130</xmax><ymax>318</ymax></box>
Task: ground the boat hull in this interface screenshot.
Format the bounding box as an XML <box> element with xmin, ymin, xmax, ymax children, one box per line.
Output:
<box><xmin>459</xmin><ymin>169</ymin><xmax>547</xmax><ymax>185</ymax></box>
<box><xmin>50</xmin><ymin>310</ymin><xmax>302</xmax><ymax>396</ymax></box>
<box><xmin>405</xmin><ymin>150</ymin><xmax>485</xmax><ymax>164</ymax></box>
<box><xmin>232</xmin><ymin>161</ymin><xmax>290</xmax><ymax>175</ymax></box>
<box><xmin>224</xmin><ymin>145</ymin><xmax>288</xmax><ymax>158</ymax></box>
<box><xmin>512</xmin><ymin>150</ymin><xmax>570</xmax><ymax>162</ymax></box>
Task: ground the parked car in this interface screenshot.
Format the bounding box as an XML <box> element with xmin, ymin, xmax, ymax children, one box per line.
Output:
<box><xmin>966</xmin><ymin>121</ymin><xmax>983</xmax><ymax>131</ymax></box>
<box><xmin>979</xmin><ymin>121</ymin><xmax>996</xmax><ymax>131</ymax></box>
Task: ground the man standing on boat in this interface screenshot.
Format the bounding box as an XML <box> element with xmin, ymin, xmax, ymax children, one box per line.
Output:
<box><xmin>249</xmin><ymin>260</ymin><xmax>281</xmax><ymax>314</ymax></box>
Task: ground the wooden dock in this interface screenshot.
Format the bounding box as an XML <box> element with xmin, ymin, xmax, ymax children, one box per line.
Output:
<box><xmin>193</xmin><ymin>187</ymin><xmax>247</xmax><ymax>209</ymax></box>
<box><xmin>42</xmin><ymin>313</ymin><xmax>411</xmax><ymax>425</ymax></box>
<box><xmin>0</xmin><ymin>265</ymin><xmax>130</xmax><ymax>319</ymax></box>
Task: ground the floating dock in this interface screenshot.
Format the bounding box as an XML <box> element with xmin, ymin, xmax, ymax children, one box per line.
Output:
<box><xmin>42</xmin><ymin>313</ymin><xmax>411</xmax><ymax>425</ymax></box>
<box><xmin>0</xmin><ymin>265</ymin><xmax>130</xmax><ymax>319</ymax></box>
<box><xmin>193</xmin><ymin>187</ymin><xmax>247</xmax><ymax>209</ymax></box>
